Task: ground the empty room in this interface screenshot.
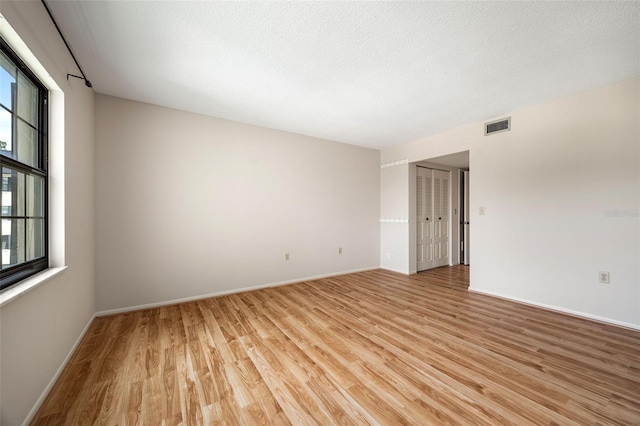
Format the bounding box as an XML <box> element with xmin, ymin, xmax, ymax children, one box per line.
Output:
<box><xmin>1</xmin><ymin>1</ymin><xmax>639</xmax><ymax>424</ymax></box>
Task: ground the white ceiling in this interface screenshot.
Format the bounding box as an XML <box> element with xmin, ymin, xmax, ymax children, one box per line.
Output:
<box><xmin>47</xmin><ymin>1</ymin><xmax>639</xmax><ymax>150</ymax></box>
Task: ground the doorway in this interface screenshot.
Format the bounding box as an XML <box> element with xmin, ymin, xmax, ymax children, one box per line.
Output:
<box><xmin>410</xmin><ymin>151</ymin><xmax>469</xmax><ymax>274</ymax></box>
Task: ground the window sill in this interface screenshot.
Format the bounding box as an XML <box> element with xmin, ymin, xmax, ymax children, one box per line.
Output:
<box><xmin>0</xmin><ymin>266</ymin><xmax>68</xmax><ymax>307</ymax></box>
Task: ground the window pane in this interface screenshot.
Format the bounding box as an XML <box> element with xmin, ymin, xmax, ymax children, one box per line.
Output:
<box><xmin>1</xmin><ymin>218</ymin><xmax>25</xmax><ymax>268</ymax></box>
<box><xmin>17</xmin><ymin>72</ymin><xmax>38</xmax><ymax>126</ymax></box>
<box><xmin>1</xmin><ymin>175</ymin><xmax>10</xmax><ymax>216</ymax></box>
<box><xmin>0</xmin><ymin>51</ymin><xmax>16</xmax><ymax>111</ymax></box>
<box><xmin>0</xmin><ymin>108</ymin><xmax>12</xmax><ymax>153</ymax></box>
<box><xmin>0</xmin><ymin>42</ymin><xmax>47</xmax><ymax>286</ymax></box>
<box><xmin>1</xmin><ymin>167</ymin><xmax>25</xmax><ymax>216</ymax></box>
<box><xmin>26</xmin><ymin>174</ymin><xmax>44</xmax><ymax>217</ymax></box>
<box><xmin>16</xmin><ymin>120</ymin><xmax>38</xmax><ymax>168</ymax></box>
<box><xmin>26</xmin><ymin>218</ymin><xmax>44</xmax><ymax>261</ymax></box>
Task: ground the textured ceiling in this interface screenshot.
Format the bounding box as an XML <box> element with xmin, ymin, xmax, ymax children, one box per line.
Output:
<box><xmin>46</xmin><ymin>1</ymin><xmax>639</xmax><ymax>150</ymax></box>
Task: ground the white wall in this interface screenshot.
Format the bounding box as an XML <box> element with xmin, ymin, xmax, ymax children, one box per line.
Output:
<box><xmin>380</xmin><ymin>77</ymin><xmax>640</xmax><ymax>328</ymax></box>
<box><xmin>95</xmin><ymin>95</ymin><xmax>380</xmax><ymax>312</ymax></box>
<box><xmin>379</xmin><ymin>163</ymin><xmax>409</xmax><ymax>273</ymax></box>
<box><xmin>0</xmin><ymin>2</ymin><xmax>96</xmax><ymax>425</ymax></box>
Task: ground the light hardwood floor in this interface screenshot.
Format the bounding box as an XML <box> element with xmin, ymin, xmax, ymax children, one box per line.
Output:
<box><xmin>33</xmin><ymin>266</ymin><xmax>640</xmax><ymax>425</ymax></box>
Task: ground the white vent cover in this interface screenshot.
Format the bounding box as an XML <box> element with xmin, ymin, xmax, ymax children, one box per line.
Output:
<box><xmin>485</xmin><ymin>117</ymin><xmax>511</xmax><ymax>136</ymax></box>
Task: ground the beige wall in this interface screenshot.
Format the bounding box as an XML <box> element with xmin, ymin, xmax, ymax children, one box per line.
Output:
<box><xmin>0</xmin><ymin>2</ymin><xmax>96</xmax><ymax>425</ymax></box>
<box><xmin>95</xmin><ymin>95</ymin><xmax>380</xmax><ymax>312</ymax></box>
<box><xmin>380</xmin><ymin>77</ymin><xmax>640</xmax><ymax>328</ymax></box>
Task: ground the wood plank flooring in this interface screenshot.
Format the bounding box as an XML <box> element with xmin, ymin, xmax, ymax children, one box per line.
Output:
<box><xmin>33</xmin><ymin>266</ymin><xmax>640</xmax><ymax>425</ymax></box>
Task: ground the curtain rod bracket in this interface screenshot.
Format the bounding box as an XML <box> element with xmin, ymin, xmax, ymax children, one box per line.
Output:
<box><xmin>67</xmin><ymin>73</ymin><xmax>93</xmax><ymax>88</ymax></box>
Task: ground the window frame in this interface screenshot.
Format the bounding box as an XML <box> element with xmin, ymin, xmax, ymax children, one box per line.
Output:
<box><xmin>0</xmin><ymin>37</ymin><xmax>49</xmax><ymax>291</ymax></box>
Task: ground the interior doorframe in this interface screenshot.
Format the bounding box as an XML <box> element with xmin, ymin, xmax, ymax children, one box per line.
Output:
<box><xmin>460</xmin><ymin>170</ymin><xmax>471</xmax><ymax>265</ymax></box>
<box><xmin>409</xmin><ymin>161</ymin><xmax>461</xmax><ymax>274</ymax></box>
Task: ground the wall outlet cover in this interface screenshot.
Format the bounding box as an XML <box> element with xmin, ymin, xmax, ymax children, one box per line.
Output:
<box><xmin>599</xmin><ymin>271</ymin><xmax>610</xmax><ymax>284</ymax></box>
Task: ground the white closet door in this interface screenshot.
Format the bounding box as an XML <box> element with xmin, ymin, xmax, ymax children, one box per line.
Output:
<box><xmin>433</xmin><ymin>169</ymin><xmax>450</xmax><ymax>268</ymax></box>
<box><xmin>416</xmin><ymin>167</ymin><xmax>433</xmax><ymax>271</ymax></box>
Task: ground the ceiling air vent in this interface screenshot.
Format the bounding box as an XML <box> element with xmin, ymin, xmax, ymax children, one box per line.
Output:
<box><xmin>485</xmin><ymin>117</ymin><xmax>511</xmax><ymax>136</ymax></box>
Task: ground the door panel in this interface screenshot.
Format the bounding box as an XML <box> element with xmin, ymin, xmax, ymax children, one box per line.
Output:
<box><xmin>433</xmin><ymin>169</ymin><xmax>450</xmax><ymax>268</ymax></box>
<box><xmin>463</xmin><ymin>171</ymin><xmax>470</xmax><ymax>265</ymax></box>
<box><xmin>433</xmin><ymin>176</ymin><xmax>441</xmax><ymax>239</ymax></box>
<box><xmin>416</xmin><ymin>167</ymin><xmax>434</xmax><ymax>271</ymax></box>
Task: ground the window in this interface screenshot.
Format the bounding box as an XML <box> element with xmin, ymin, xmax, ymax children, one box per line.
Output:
<box><xmin>0</xmin><ymin>38</ymin><xmax>48</xmax><ymax>291</ymax></box>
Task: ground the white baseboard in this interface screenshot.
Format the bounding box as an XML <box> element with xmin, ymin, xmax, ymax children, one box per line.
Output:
<box><xmin>23</xmin><ymin>313</ymin><xmax>96</xmax><ymax>426</ymax></box>
<box><xmin>96</xmin><ymin>267</ymin><xmax>380</xmax><ymax>317</ymax></box>
<box><xmin>379</xmin><ymin>266</ymin><xmax>408</xmax><ymax>275</ymax></box>
<box><xmin>469</xmin><ymin>288</ymin><xmax>640</xmax><ymax>332</ymax></box>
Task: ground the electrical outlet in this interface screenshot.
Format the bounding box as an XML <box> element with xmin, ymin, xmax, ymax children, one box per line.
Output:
<box><xmin>338</xmin><ymin>247</ymin><xmax>342</xmax><ymax>254</ymax></box>
<box><xmin>479</xmin><ymin>206</ymin><xmax>486</xmax><ymax>215</ymax></box>
<box><xmin>599</xmin><ymin>271</ymin><xmax>610</xmax><ymax>284</ymax></box>
<box><xmin>386</xmin><ymin>252</ymin><xmax>391</xmax><ymax>259</ymax></box>
<box><xmin>285</xmin><ymin>253</ymin><xmax>290</xmax><ymax>261</ymax></box>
